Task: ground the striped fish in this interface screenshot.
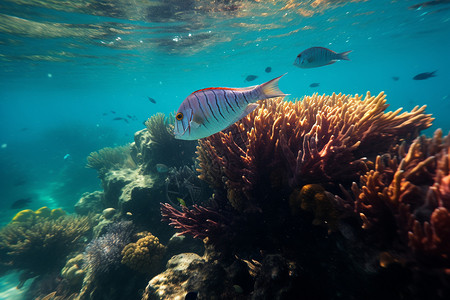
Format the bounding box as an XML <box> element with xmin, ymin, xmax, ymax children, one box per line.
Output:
<box><xmin>174</xmin><ymin>74</ymin><xmax>287</xmax><ymax>140</ymax></box>
<box><xmin>294</xmin><ymin>47</ymin><xmax>351</xmax><ymax>68</ymax></box>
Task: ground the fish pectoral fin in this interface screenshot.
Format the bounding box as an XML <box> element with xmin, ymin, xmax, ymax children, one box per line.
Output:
<box><xmin>239</xmin><ymin>103</ymin><xmax>259</xmax><ymax>120</ymax></box>
<box><xmin>191</xmin><ymin>114</ymin><xmax>204</xmax><ymax>128</ymax></box>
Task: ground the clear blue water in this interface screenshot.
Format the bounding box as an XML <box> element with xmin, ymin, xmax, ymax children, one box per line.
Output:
<box><xmin>0</xmin><ymin>0</ymin><xmax>449</xmax><ymax>222</ymax></box>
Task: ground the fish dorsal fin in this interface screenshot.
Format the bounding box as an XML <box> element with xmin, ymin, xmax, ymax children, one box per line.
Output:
<box><xmin>192</xmin><ymin>87</ymin><xmax>238</xmax><ymax>94</ymax></box>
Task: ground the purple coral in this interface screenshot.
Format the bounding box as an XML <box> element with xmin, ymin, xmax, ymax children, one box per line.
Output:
<box><xmin>84</xmin><ymin>221</ymin><xmax>134</xmax><ymax>275</ymax></box>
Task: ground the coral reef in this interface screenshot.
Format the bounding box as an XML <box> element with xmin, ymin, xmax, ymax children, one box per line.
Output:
<box><xmin>0</xmin><ymin>208</ymin><xmax>90</xmax><ymax>286</ymax></box>
<box><xmin>158</xmin><ymin>93</ymin><xmax>450</xmax><ymax>298</ymax></box>
<box><xmin>130</xmin><ymin>112</ymin><xmax>197</xmax><ymax>175</ymax></box>
<box><xmin>161</xmin><ymin>202</ymin><xmax>231</xmax><ymax>241</ymax></box>
<box><xmin>164</xmin><ymin>165</ymin><xmax>212</xmax><ymax>208</ymax></box>
<box><xmin>83</xmin><ymin>221</ymin><xmax>134</xmax><ymax>276</ymax></box>
<box><xmin>350</xmin><ymin>129</ymin><xmax>450</xmax><ymax>268</ymax></box>
<box><xmin>121</xmin><ymin>231</ymin><xmax>166</xmax><ymax>274</ymax></box>
<box><xmin>75</xmin><ymin>191</ymin><xmax>105</xmax><ymax>215</ymax></box>
<box><xmin>142</xmin><ymin>250</ymin><xmax>251</xmax><ymax>300</ymax></box>
<box><xmin>86</xmin><ymin>144</ymin><xmax>136</xmax><ymax>178</ymax></box>
<box><xmin>289</xmin><ymin>184</ymin><xmax>340</xmax><ymax>231</ymax></box>
<box><xmin>164</xmin><ymin>93</ymin><xmax>433</xmax><ymax>249</ymax></box>
<box><xmin>196</xmin><ymin>92</ymin><xmax>432</xmax><ymax>212</ymax></box>
<box><xmin>61</xmin><ymin>254</ymin><xmax>85</xmax><ymax>288</ymax></box>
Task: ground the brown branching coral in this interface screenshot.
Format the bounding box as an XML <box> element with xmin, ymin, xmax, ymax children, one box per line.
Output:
<box><xmin>86</xmin><ymin>144</ymin><xmax>136</xmax><ymax>177</ymax></box>
<box><xmin>131</xmin><ymin>112</ymin><xmax>197</xmax><ymax>175</ymax></box>
<box><xmin>0</xmin><ymin>212</ymin><xmax>91</xmax><ymax>285</ymax></box>
<box><xmin>197</xmin><ymin>92</ymin><xmax>433</xmax><ymax>211</ymax></box>
<box><xmin>351</xmin><ymin>129</ymin><xmax>450</xmax><ymax>266</ymax></box>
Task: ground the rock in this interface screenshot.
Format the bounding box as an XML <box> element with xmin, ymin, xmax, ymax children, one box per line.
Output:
<box><xmin>142</xmin><ymin>253</ymin><xmax>204</xmax><ymax>300</ymax></box>
<box><xmin>75</xmin><ymin>191</ymin><xmax>104</xmax><ymax>215</ymax></box>
<box><xmin>166</xmin><ymin>234</ymin><xmax>204</xmax><ymax>258</ymax></box>
<box><xmin>102</xmin><ymin>208</ymin><xmax>116</xmax><ymax>220</ymax></box>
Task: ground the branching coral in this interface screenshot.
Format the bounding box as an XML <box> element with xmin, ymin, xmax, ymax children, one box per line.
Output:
<box><xmin>0</xmin><ymin>209</ymin><xmax>90</xmax><ymax>285</ymax></box>
<box><xmin>131</xmin><ymin>112</ymin><xmax>197</xmax><ymax>175</ymax></box>
<box><xmin>161</xmin><ymin>203</ymin><xmax>231</xmax><ymax>240</ymax></box>
<box><xmin>350</xmin><ymin>129</ymin><xmax>450</xmax><ymax>266</ymax></box>
<box><xmin>86</xmin><ymin>144</ymin><xmax>136</xmax><ymax>177</ymax></box>
<box><xmin>197</xmin><ymin>92</ymin><xmax>432</xmax><ymax>212</ymax></box>
<box><xmin>145</xmin><ymin>113</ymin><xmax>175</xmax><ymax>146</ymax></box>
<box><xmin>121</xmin><ymin>231</ymin><xmax>166</xmax><ymax>274</ymax></box>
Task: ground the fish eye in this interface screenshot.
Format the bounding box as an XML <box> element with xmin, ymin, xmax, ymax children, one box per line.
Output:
<box><xmin>176</xmin><ymin>112</ymin><xmax>183</xmax><ymax>120</ymax></box>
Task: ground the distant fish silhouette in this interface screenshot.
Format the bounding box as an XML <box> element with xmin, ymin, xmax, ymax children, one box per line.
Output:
<box><xmin>102</xmin><ymin>112</ymin><xmax>108</xmax><ymax>116</ymax></box>
<box><xmin>156</xmin><ymin>163</ymin><xmax>169</xmax><ymax>173</ymax></box>
<box><xmin>413</xmin><ymin>71</ymin><xmax>437</xmax><ymax>80</ymax></box>
<box><xmin>112</xmin><ymin>117</ymin><xmax>129</xmax><ymax>123</ymax></box>
<box><xmin>245</xmin><ymin>75</ymin><xmax>258</xmax><ymax>82</ymax></box>
<box><xmin>309</xmin><ymin>83</ymin><xmax>320</xmax><ymax>87</ymax></box>
<box><xmin>111</xmin><ymin>110</ymin><xmax>116</xmax><ymax>114</ymax></box>
<box><xmin>409</xmin><ymin>1</ymin><xmax>450</xmax><ymax>9</ymax></box>
<box><xmin>148</xmin><ymin>97</ymin><xmax>156</xmax><ymax>104</ymax></box>
<box><xmin>265</xmin><ymin>66</ymin><xmax>272</xmax><ymax>73</ymax></box>
<box><xmin>294</xmin><ymin>47</ymin><xmax>351</xmax><ymax>68</ymax></box>
<box><xmin>10</xmin><ymin>197</ymin><xmax>32</xmax><ymax>209</ymax></box>
<box><xmin>127</xmin><ymin>114</ymin><xmax>133</xmax><ymax>119</ymax></box>
<box><xmin>392</xmin><ymin>76</ymin><xmax>400</xmax><ymax>81</ymax></box>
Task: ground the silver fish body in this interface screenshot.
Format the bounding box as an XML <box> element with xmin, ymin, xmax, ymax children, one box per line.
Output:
<box><xmin>294</xmin><ymin>47</ymin><xmax>351</xmax><ymax>68</ymax></box>
<box><xmin>174</xmin><ymin>75</ymin><xmax>287</xmax><ymax>140</ymax></box>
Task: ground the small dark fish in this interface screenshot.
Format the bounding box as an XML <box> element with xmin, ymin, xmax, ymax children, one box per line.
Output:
<box><xmin>113</xmin><ymin>117</ymin><xmax>124</xmax><ymax>121</ymax></box>
<box><xmin>10</xmin><ymin>197</ymin><xmax>32</xmax><ymax>209</ymax></box>
<box><xmin>409</xmin><ymin>1</ymin><xmax>450</xmax><ymax>10</ymax></box>
<box><xmin>245</xmin><ymin>75</ymin><xmax>258</xmax><ymax>82</ymax></box>
<box><xmin>413</xmin><ymin>71</ymin><xmax>437</xmax><ymax>80</ymax></box>
<box><xmin>294</xmin><ymin>47</ymin><xmax>352</xmax><ymax>68</ymax></box>
<box><xmin>309</xmin><ymin>83</ymin><xmax>320</xmax><ymax>87</ymax></box>
<box><xmin>156</xmin><ymin>163</ymin><xmax>169</xmax><ymax>173</ymax></box>
<box><xmin>148</xmin><ymin>97</ymin><xmax>156</xmax><ymax>104</ymax></box>
<box><xmin>265</xmin><ymin>66</ymin><xmax>272</xmax><ymax>73</ymax></box>
<box><xmin>127</xmin><ymin>114</ymin><xmax>133</xmax><ymax>119</ymax></box>
<box><xmin>392</xmin><ymin>76</ymin><xmax>400</xmax><ymax>81</ymax></box>
<box><xmin>123</xmin><ymin>118</ymin><xmax>129</xmax><ymax>123</ymax></box>
<box><xmin>185</xmin><ymin>291</ymin><xmax>198</xmax><ymax>300</ymax></box>
<box><xmin>102</xmin><ymin>112</ymin><xmax>108</xmax><ymax>116</ymax></box>
<box><xmin>111</xmin><ymin>110</ymin><xmax>116</xmax><ymax>114</ymax></box>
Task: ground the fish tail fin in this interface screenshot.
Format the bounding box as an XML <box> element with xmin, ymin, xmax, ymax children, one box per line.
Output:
<box><xmin>338</xmin><ymin>50</ymin><xmax>352</xmax><ymax>61</ymax></box>
<box><xmin>431</xmin><ymin>70</ymin><xmax>438</xmax><ymax>76</ymax></box>
<box><xmin>260</xmin><ymin>73</ymin><xmax>288</xmax><ymax>99</ymax></box>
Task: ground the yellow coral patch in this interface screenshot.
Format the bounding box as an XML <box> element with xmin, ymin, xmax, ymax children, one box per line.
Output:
<box><xmin>35</xmin><ymin>206</ymin><xmax>52</xmax><ymax>218</ymax></box>
<box><xmin>121</xmin><ymin>232</ymin><xmax>166</xmax><ymax>274</ymax></box>
<box><xmin>11</xmin><ymin>209</ymin><xmax>34</xmax><ymax>223</ymax></box>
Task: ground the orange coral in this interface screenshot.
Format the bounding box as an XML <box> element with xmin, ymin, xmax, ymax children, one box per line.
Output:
<box><xmin>351</xmin><ymin>129</ymin><xmax>450</xmax><ymax>264</ymax></box>
<box><xmin>197</xmin><ymin>92</ymin><xmax>432</xmax><ymax>211</ymax></box>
